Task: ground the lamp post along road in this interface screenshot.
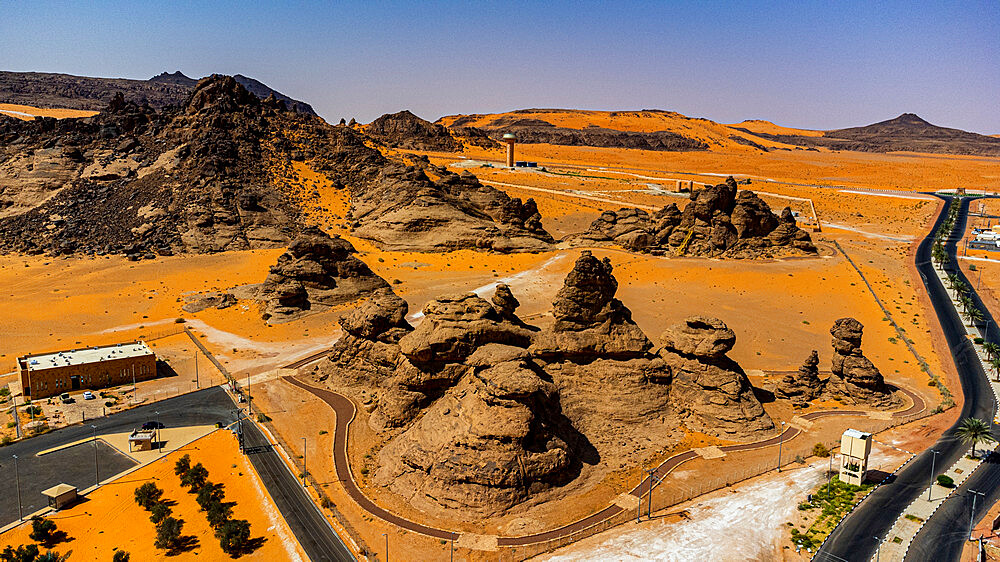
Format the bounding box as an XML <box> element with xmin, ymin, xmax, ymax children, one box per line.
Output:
<box><xmin>777</xmin><ymin>421</ymin><xmax>786</xmax><ymax>472</ymax></box>
<box><xmin>302</xmin><ymin>437</ymin><xmax>307</xmax><ymax>487</ymax></box>
<box><xmin>971</xmin><ymin>489</ymin><xmax>987</xmax><ymax>540</ymax></box>
<box><xmin>91</xmin><ymin>424</ymin><xmax>100</xmax><ymax>486</ymax></box>
<box><xmin>13</xmin><ymin>454</ymin><xmax>22</xmax><ymax>521</ymax></box>
<box><xmin>929</xmin><ymin>450</ymin><xmax>940</xmax><ymax>501</ymax></box>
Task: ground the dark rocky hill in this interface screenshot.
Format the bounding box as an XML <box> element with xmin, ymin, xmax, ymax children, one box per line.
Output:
<box><xmin>737</xmin><ymin>113</ymin><xmax>1000</xmax><ymax>156</ymax></box>
<box><xmin>0</xmin><ymin>70</ymin><xmax>317</xmax><ymax>116</ymax></box>
<box><xmin>365</xmin><ymin>110</ymin><xmax>461</xmax><ymax>151</ymax></box>
<box><xmin>0</xmin><ymin>75</ymin><xmax>552</xmax><ymax>258</ymax></box>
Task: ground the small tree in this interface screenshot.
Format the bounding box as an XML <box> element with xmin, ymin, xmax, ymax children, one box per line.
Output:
<box><xmin>154</xmin><ymin>517</ymin><xmax>184</xmax><ymax>551</ymax></box>
<box><xmin>215</xmin><ymin>519</ymin><xmax>251</xmax><ymax>556</ymax></box>
<box><xmin>956</xmin><ymin>417</ymin><xmax>997</xmax><ymax>458</ymax></box>
<box><xmin>174</xmin><ymin>454</ymin><xmax>191</xmax><ymax>477</ymax></box>
<box><xmin>112</xmin><ymin>551</ymin><xmax>131</xmax><ymax>562</ymax></box>
<box><xmin>134</xmin><ymin>482</ymin><xmax>164</xmax><ymax>510</ymax></box>
<box><xmin>812</xmin><ymin>443</ymin><xmax>830</xmax><ymax>457</ymax></box>
<box><xmin>984</xmin><ymin>342</ymin><xmax>1000</xmax><ymax>361</ymax></box>
<box><xmin>1</xmin><ymin>545</ymin><xmax>39</xmax><ymax>562</ymax></box>
<box><xmin>29</xmin><ymin>516</ymin><xmax>57</xmax><ymax>545</ymax></box>
<box><xmin>206</xmin><ymin>501</ymin><xmax>234</xmax><ymax>529</ymax></box>
<box><xmin>149</xmin><ymin>502</ymin><xmax>172</xmax><ymax>525</ymax></box>
<box><xmin>180</xmin><ymin>463</ymin><xmax>208</xmax><ymax>492</ymax></box>
<box><xmin>196</xmin><ymin>482</ymin><xmax>226</xmax><ymax>512</ymax></box>
<box><xmin>990</xmin><ymin>357</ymin><xmax>1000</xmax><ymax>382</ymax></box>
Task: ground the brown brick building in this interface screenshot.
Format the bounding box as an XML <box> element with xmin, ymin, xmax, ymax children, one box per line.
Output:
<box><xmin>17</xmin><ymin>341</ymin><xmax>157</xmax><ymax>399</ymax></box>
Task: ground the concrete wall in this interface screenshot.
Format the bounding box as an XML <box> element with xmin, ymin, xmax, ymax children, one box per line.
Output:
<box><xmin>21</xmin><ymin>354</ymin><xmax>157</xmax><ymax>399</ymax></box>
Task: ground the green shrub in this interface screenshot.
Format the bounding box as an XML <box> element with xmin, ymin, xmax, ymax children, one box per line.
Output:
<box><xmin>937</xmin><ymin>474</ymin><xmax>954</xmax><ymax>487</ymax></box>
<box><xmin>112</xmin><ymin>550</ymin><xmax>131</xmax><ymax>562</ymax></box>
<box><xmin>813</xmin><ymin>443</ymin><xmax>830</xmax><ymax>458</ymax></box>
<box><xmin>256</xmin><ymin>413</ymin><xmax>271</xmax><ymax>423</ymax></box>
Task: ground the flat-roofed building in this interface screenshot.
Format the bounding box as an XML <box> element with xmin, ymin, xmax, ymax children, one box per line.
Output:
<box><xmin>17</xmin><ymin>341</ymin><xmax>156</xmax><ymax>399</ymax></box>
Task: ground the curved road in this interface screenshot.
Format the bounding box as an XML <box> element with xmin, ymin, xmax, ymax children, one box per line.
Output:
<box><xmin>816</xmin><ymin>195</ymin><xmax>998</xmax><ymax>562</ymax></box>
<box><xmin>283</xmin><ymin>376</ymin><xmax>924</xmax><ymax>547</ymax></box>
<box><xmin>905</xmin><ymin>196</ymin><xmax>1000</xmax><ymax>561</ymax></box>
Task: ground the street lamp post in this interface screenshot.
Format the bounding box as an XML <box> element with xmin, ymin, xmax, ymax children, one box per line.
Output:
<box><xmin>874</xmin><ymin>536</ymin><xmax>882</xmax><ymax>562</ymax></box>
<box><xmin>928</xmin><ymin>450</ymin><xmax>940</xmax><ymax>501</ymax></box>
<box><xmin>91</xmin><ymin>424</ymin><xmax>100</xmax><ymax>487</ymax></box>
<box><xmin>777</xmin><ymin>421</ymin><xmax>787</xmax><ymax>472</ymax></box>
<box><xmin>646</xmin><ymin>468</ymin><xmax>656</xmax><ymax>518</ymax></box>
<box><xmin>970</xmin><ymin>489</ymin><xmax>986</xmax><ymax>540</ymax></box>
<box><xmin>247</xmin><ymin>373</ymin><xmax>252</xmax><ymax>416</ymax></box>
<box><xmin>155</xmin><ymin>410</ymin><xmax>161</xmax><ymax>454</ymax></box>
<box><xmin>302</xmin><ymin>437</ymin><xmax>307</xmax><ymax>487</ymax></box>
<box><xmin>195</xmin><ymin>351</ymin><xmax>199</xmax><ymax>389</ymax></box>
<box><xmin>383</xmin><ymin>533</ymin><xmax>388</xmax><ymax>562</ymax></box>
<box><xmin>12</xmin><ymin>454</ymin><xmax>22</xmax><ymax>521</ymax></box>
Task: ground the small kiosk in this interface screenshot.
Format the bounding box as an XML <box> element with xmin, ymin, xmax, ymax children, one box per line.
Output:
<box><xmin>41</xmin><ymin>484</ymin><xmax>78</xmax><ymax>510</ymax></box>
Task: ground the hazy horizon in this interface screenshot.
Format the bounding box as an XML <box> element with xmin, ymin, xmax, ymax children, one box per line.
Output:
<box><xmin>2</xmin><ymin>1</ymin><xmax>997</xmax><ymax>133</ymax></box>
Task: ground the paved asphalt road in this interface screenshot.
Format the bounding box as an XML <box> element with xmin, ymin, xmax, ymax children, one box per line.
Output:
<box><xmin>0</xmin><ymin>385</ymin><xmax>355</xmax><ymax>561</ymax></box>
<box><xmin>816</xmin><ymin>196</ymin><xmax>998</xmax><ymax>562</ymax></box>
<box><xmin>907</xmin><ymin>197</ymin><xmax>1000</xmax><ymax>561</ymax></box>
<box><xmin>240</xmin><ymin>416</ymin><xmax>354</xmax><ymax>561</ymax></box>
<box><xmin>0</xmin><ymin>386</ymin><xmax>235</xmax><ymax>526</ymax></box>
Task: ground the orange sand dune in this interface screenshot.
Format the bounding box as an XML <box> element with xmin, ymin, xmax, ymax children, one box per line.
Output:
<box><xmin>437</xmin><ymin>108</ymin><xmax>802</xmax><ymax>153</ymax></box>
<box><xmin>729</xmin><ymin>119</ymin><xmax>825</xmax><ymax>137</ymax></box>
<box><xmin>0</xmin><ymin>103</ymin><xmax>98</xmax><ymax>120</ymax></box>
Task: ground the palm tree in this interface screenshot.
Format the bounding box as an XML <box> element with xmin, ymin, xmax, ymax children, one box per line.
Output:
<box><xmin>960</xmin><ymin>295</ymin><xmax>974</xmax><ymax>315</ymax></box>
<box><xmin>983</xmin><ymin>342</ymin><xmax>1000</xmax><ymax>361</ymax></box>
<box><xmin>948</xmin><ymin>273</ymin><xmax>961</xmax><ymax>292</ymax></box>
<box><xmin>954</xmin><ymin>280</ymin><xmax>970</xmax><ymax>298</ymax></box>
<box><xmin>964</xmin><ymin>306</ymin><xmax>985</xmax><ymax>327</ymax></box>
<box><xmin>990</xmin><ymin>357</ymin><xmax>1000</xmax><ymax>382</ymax></box>
<box><xmin>956</xmin><ymin>417</ymin><xmax>996</xmax><ymax>459</ymax></box>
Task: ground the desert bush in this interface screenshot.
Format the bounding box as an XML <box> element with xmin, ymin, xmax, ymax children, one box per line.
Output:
<box><xmin>812</xmin><ymin>443</ymin><xmax>830</xmax><ymax>457</ymax></box>
<box><xmin>112</xmin><ymin>551</ymin><xmax>130</xmax><ymax>562</ymax></box>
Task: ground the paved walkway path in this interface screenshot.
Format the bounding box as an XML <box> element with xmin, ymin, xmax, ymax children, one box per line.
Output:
<box><xmin>282</xmin><ymin>374</ymin><xmax>925</xmax><ymax>548</ymax></box>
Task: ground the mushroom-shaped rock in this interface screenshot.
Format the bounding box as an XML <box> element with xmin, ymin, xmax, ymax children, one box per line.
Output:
<box><xmin>824</xmin><ymin>318</ymin><xmax>899</xmax><ymax>407</ymax></box>
<box><xmin>775</xmin><ymin>350</ymin><xmax>823</xmax><ymax>407</ymax></box>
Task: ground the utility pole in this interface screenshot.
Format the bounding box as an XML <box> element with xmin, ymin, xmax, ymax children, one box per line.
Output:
<box><xmin>13</xmin><ymin>454</ymin><xmax>22</xmax><ymax>521</ymax></box>
<box><xmin>777</xmin><ymin>421</ymin><xmax>786</xmax><ymax>472</ymax></box>
<box><xmin>970</xmin><ymin>489</ymin><xmax>986</xmax><ymax>540</ymax></box>
<box><xmin>928</xmin><ymin>450</ymin><xmax>940</xmax><ymax>501</ymax></box>
<box><xmin>91</xmin><ymin>425</ymin><xmax>100</xmax><ymax>487</ymax></box>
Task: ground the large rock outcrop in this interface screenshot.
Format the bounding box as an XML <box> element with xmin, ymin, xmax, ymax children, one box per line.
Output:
<box><xmin>824</xmin><ymin>318</ymin><xmax>899</xmax><ymax>407</ymax></box>
<box><xmin>659</xmin><ymin>317</ymin><xmax>774</xmax><ymax>438</ymax></box>
<box><xmin>375</xmin><ymin>346</ymin><xmax>585</xmax><ymax>516</ymax></box>
<box><xmin>0</xmin><ymin>75</ymin><xmax>554</xmax><ymax>257</ymax></box>
<box><xmin>575</xmin><ymin>177</ymin><xmax>817</xmax><ymax>258</ymax></box>
<box><xmin>774</xmin><ymin>350</ymin><xmax>824</xmax><ymax>407</ymax></box>
<box><xmin>530</xmin><ymin>251</ymin><xmax>651</xmax><ymax>360</ymax></box>
<box><xmin>310</xmin><ymin>252</ymin><xmax>777</xmax><ymax>517</ymax></box>
<box><xmin>258</xmin><ymin>227</ymin><xmax>389</xmax><ymax>322</ymax></box>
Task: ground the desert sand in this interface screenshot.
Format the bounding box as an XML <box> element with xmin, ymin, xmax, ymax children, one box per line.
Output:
<box><xmin>0</xmin><ymin>103</ymin><xmax>98</xmax><ymax>120</ymax></box>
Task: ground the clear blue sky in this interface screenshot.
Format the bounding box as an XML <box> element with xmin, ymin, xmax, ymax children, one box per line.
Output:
<box><xmin>2</xmin><ymin>1</ymin><xmax>997</xmax><ymax>132</ymax></box>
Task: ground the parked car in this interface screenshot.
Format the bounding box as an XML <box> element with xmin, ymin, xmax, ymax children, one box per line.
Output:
<box><xmin>82</xmin><ymin>391</ymin><xmax>95</xmax><ymax>400</ymax></box>
<box><xmin>60</xmin><ymin>393</ymin><xmax>73</xmax><ymax>404</ymax></box>
<box><xmin>141</xmin><ymin>421</ymin><xmax>164</xmax><ymax>430</ymax></box>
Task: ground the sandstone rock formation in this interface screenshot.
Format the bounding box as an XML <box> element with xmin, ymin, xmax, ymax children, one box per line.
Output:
<box><xmin>181</xmin><ymin>291</ymin><xmax>236</xmax><ymax>313</ymax></box>
<box><xmin>310</xmin><ymin>252</ymin><xmax>776</xmax><ymax>517</ymax></box>
<box><xmin>774</xmin><ymin>350</ymin><xmax>824</xmax><ymax>407</ymax></box>
<box><xmin>531</xmin><ymin>250</ymin><xmax>651</xmax><ymax>360</ymax></box>
<box><xmin>257</xmin><ymin>227</ymin><xmax>388</xmax><ymax>322</ymax></box>
<box><xmin>659</xmin><ymin>316</ymin><xmax>774</xmax><ymax>438</ymax></box>
<box><xmin>824</xmin><ymin>318</ymin><xmax>899</xmax><ymax>407</ymax></box>
<box><xmin>575</xmin><ymin>177</ymin><xmax>816</xmax><ymax>258</ymax></box>
<box><xmin>375</xmin><ymin>346</ymin><xmax>584</xmax><ymax>516</ymax></box>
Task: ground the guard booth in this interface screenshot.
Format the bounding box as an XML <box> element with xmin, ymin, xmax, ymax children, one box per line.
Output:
<box><xmin>839</xmin><ymin>428</ymin><xmax>873</xmax><ymax>486</ymax></box>
<box><xmin>41</xmin><ymin>484</ymin><xmax>78</xmax><ymax>510</ymax></box>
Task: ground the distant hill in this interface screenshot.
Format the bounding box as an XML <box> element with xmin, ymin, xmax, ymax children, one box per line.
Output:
<box><xmin>0</xmin><ymin>70</ymin><xmax>317</xmax><ymax>116</ymax></box>
<box><xmin>439</xmin><ymin>109</ymin><xmax>1000</xmax><ymax>157</ymax></box>
<box><xmin>736</xmin><ymin>113</ymin><xmax>1000</xmax><ymax>156</ymax></box>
